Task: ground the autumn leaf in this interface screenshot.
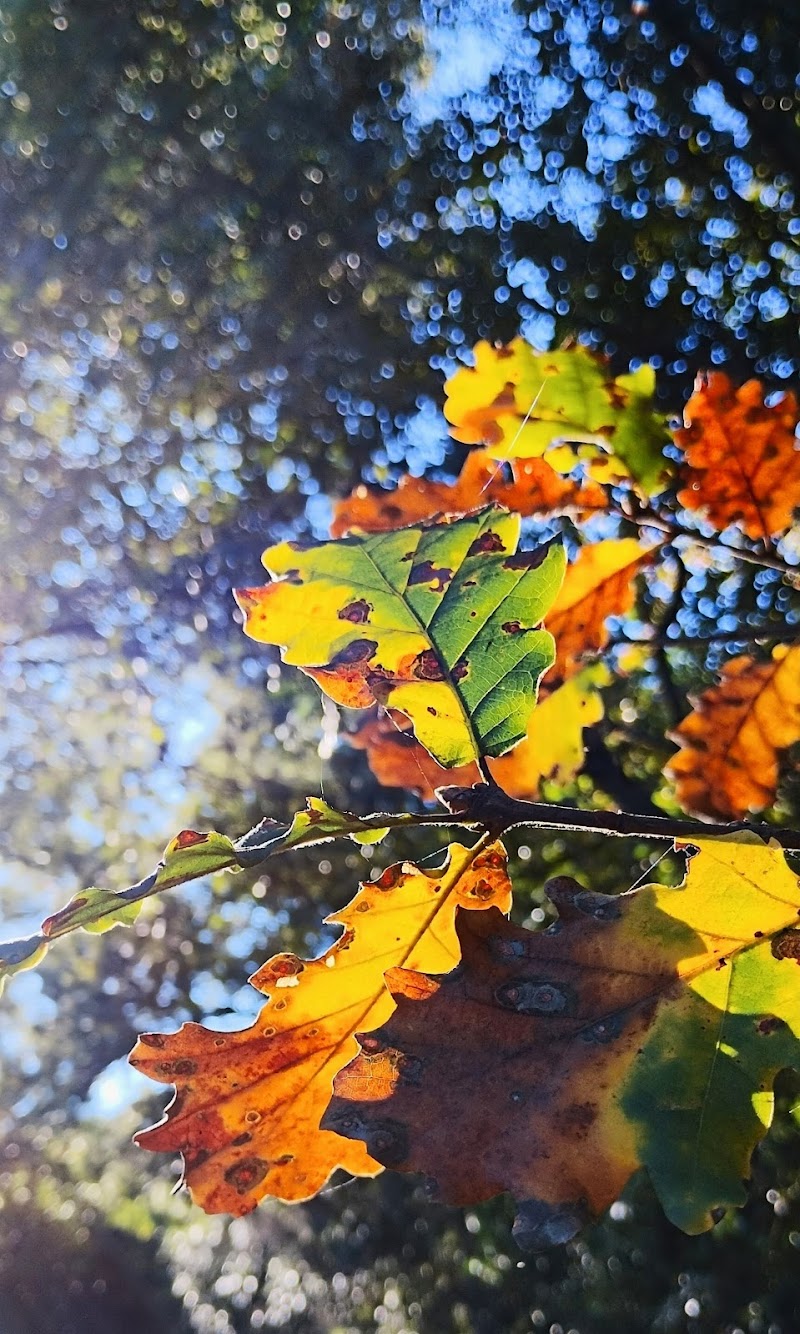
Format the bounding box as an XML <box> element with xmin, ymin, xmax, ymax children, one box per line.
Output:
<box><xmin>443</xmin><ymin>340</ymin><xmax>669</xmax><ymax>493</ymax></box>
<box><xmin>130</xmin><ymin>841</ymin><xmax>512</xmax><ymax>1213</ymax></box>
<box><xmin>546</xmin><ymin>538</ymin><xmax>658</xmax><ymax>682</ymax></box>
<box><xmin>235</xmin><ymin>506</ymin><xmax>565</xmax><ymax>768</ymax></box>
<box><xmin>325</xmin><ymin>835</ymin><xmax>800</xmax><ymax>1244</ymax></box>
<box><xmin>332</xmin><ymin>450</ymin><xmax>608</xmax><ymax>538</ymax></box>
<box><xmin>349</xmin><ymin>712</ymin><xmax>481</xmax><ymax>800</ymax></box>
<box><xmin>350</xmin><ymin>667</ymin><xmax>608</xmax><ymax>801</ymax></box>
<box><xmin>668</xmin><ymin>645</ymin><xmax>800</xmax><ymax>819</ymax></box>
<box><xmin>677</xmin><ymin>372</ymin><xmax>800</xmax><ymax>540</ymax></box>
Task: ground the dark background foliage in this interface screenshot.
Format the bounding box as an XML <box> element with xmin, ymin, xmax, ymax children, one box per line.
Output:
<box><xmin>1</xmin><ymin>1</ymin><xmax>799</xmax><ymax>1330</ymax></box>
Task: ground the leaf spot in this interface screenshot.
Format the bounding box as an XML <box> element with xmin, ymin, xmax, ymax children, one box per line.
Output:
<box><xmin>338</xmin><ymin>599</ymin><xmax>372</xmax><ymax>624</ymax></box>
<box><xmin>223</xmin><ymin>1156</ymin><xmax>270</xmax><ymax>1195</ymax></box>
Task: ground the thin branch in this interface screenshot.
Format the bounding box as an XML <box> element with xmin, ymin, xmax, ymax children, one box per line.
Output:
<box><xmin>4</xmin><ymin>791</ymin><xmax>800</xmax><ymax>984</ymax></box>
<box><xmin>624</xmin><ymin>506</ymin><xmax>800</xmax><ymax>582</ymax></box>
<box><xmin>437</xmin><ymin>786</ymin><xmax>800</xmax><ymax>854</ymax></box>
<box><xmin>611</xmin><ymin>623</ymin><xmax>800</xmax><ymax>649</ymax></box>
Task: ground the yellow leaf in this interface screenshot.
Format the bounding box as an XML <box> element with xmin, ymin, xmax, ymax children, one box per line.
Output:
<box><xmin>130</xmin><ymin>841</ymin><xmax>512</xmax><ymax>1213</ymax></box>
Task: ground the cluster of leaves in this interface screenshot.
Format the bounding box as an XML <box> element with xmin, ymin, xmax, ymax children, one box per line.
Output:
<box><xmin>4</xmin><ymin>339</ymin><xmax>800</xmax><ymax>1250</ymax></box>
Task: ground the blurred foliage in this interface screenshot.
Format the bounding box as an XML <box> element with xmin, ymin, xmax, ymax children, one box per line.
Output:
<box><xmin>1</xmin><ymin>0</ymin><xmax>800</xmax><ymax>1330</ymax></box>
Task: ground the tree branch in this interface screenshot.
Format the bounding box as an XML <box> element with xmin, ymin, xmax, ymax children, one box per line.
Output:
<box><xmin>438</xmin><ymin>785</ymin><xmax>800</xmax><ymax>853</ymax></box>
<box><xmin>627</xmin><ymin>506</ymin><xmax>800</xmax><ymax>582</ymax></box>
<box><xmin>5</xmin><ymin>790</ymin><xmax>800</xmax><ymax>986</ymax></box>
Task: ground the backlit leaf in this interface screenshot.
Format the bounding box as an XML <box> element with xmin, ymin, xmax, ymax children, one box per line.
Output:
<box><xmin>235</xmin><ymin>506</ymin><xmax>565</xmax><ymax>768</ymax></box>
<box><xmin>677</xmin><ymin>372</ymin><xmax>800</xmax><ymax>540</ymax></box>
<box><xmin>443</xmin><ymin>340</ymin><xmax>669</xmax><ymax>493</ymax></box>
<box><xmin>332</xmin><ymin>450</ymin><xmax>607</xmax><ymax>538</ymax></box>
<box><xmin>546</xmin><ymin>538</ymin><xmax>658</xmax><ymax>682</ymax></box>
<box><xmin>668</xmin><ymin>645</ymin><xmax>800</xmax><ymax>819</ymax></box>
<box><xmin>325</xmin><ymin>835</ymin><xmax>800</xmax><ymax>1244</ymax></box>
<box><xmin>130</xmin><ymin>841</ymin><xmax>512</xmax><ymax>1213</ymax></box>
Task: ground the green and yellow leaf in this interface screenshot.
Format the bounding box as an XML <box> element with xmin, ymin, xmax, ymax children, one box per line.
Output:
<box><xmin>443</xmin><ymin>340</ymin><xmax>669</xmax><ymax>493</ymax></box>
<box><xmin>235</xmin><ymin>506</ymin><xmax>565</xmax><ymax>768</ymax></box>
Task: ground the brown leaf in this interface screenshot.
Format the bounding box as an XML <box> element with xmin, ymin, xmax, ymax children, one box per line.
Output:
<box><xmin>323</xmin><ymin>837</ymin><xmax>800</xmax><ymax>1243</ymax></box>
<box><xmin>677</xmin><ymin>372</ymin><xmax>800</xmax><ymax>540</ymax></box>
<box><xmin>130</xmin><ymin>842</ymin><xmax>511</xmax><ymax>1214</ymax></box>
<box><xmin>332</xmin><ymin>450</ymin><xmax>607</xmax><ymax>538</ymax></box>
<box><xmin>668</xmin><ymin>645</ymin><xmax>800</xmax><ymax>818</ymax></box>
<box><xmin>546</xmin><ymin>539</ymin><xmax>658</xmax><ymax>681</ymax></box>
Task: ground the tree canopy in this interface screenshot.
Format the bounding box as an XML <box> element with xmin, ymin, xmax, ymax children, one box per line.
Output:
<box><xmin>2</xmin><ymin>2</ymin><xmax>800</xmax><ymax>1331</ymax></box>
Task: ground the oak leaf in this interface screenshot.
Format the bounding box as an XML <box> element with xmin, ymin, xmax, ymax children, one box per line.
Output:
<box><xmin>130</xmin><ymin>842</ymin><xmax>511</xmax><ymax>1213</ymax></box>
<box><xmin>677</xmin><ymin>372</ymin><xmax>800</xmax><ymax>540</ymax></box>
<box><xmin>235</xmin><ymin>506</ymin><xmax>565</xmax><ymax>768</ymax></box>
<box><xmin>350</xmin><ymin>667</ymin><xmax>608</xmax><ymax>801</ymax></box>
<box><xmin>443</xmin><ymin>340</ymin><xmax>669</xmax><ymax>493</ymax></box>
<box><xmin>546</xmin><ymin>538</ymin><xmax>658</xmax><ymax>681</ymax></box>
<box><xmin>332</xmin><ymin>450</ymin><xmax>607</xmax><ymax>538</ymax></box>
<box><xmin>668</xmin><ymin>645</ymin><xmax>800</xmax><ymax>819</ymax></box>
<box><xmin>325</xmin><ymin>836</ymin><xmax>800</xmax><ymax>1244</ymax></box>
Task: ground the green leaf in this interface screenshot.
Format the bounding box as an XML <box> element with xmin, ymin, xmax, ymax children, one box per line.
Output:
<box><xmin>235</xmin><ymin>506</ymin><xmax>565</xmax><ymax>768</ymax></box>
<box><xmin>236</xmin><ymin>797</ymin><xmax>390</xmax><ymax>855</ymax></box>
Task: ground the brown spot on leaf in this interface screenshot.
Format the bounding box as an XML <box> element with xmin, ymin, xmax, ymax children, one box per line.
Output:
<box><xmin>412</xmin><ymin>649</ymin><xmax>446</xmax><ymax>681</ymax></box>
<box><xmin>223</xmin><ymin>1156</ymin><xmax>270</xmax><ymax>1195</ymax></box>
<box><xmin>468</xmin><ymin>530</ymin><xmax>506</xmax><ymax>555</ymax></box>
<box><xmin>138</xmin><ymin>1032</ymin><xmax>168</xmax><ymax>1050</ymax></box>
<box><xmin>503</xmin><ymin>546</ymin><xmax>549</xmax><ymax>571</ymax></box>
<box><xmin>330</xmin><ymin>638</ymin><xmax>378</xmax><ymax>666</ymax></box>
<box><xmin>495</xmin><ymin>978</ymin><xmax>574</xmax><ymax>1016</ymax></box>
<box><xmin>772</xmin><ymin>929</ymin><xmax>800</xmax><ymax>961</ymax></box>
<box><xmin>561</xmin><ymin>1102</ymin><xmax>598</xmax><ymax>1136</ymax></box>
<box><xmin>174</xmin><ymin>830</ymin><xmax>211</xmax><ymax>850</ymax></box>
<box><xmin>756</xmin><ymin>1015</ymin><xmax>785</xmax><ymax>1035</ymax></box>
<box><xmin>451</xmin><ymin>661</ymin><xmax>469</xmax><ymax>681</ymax></box>
<box><xmin>338</xmin><ymin>599</ymin><xmax>372</xmax><ymax>624</ymax></box>
<box><xmin>264</xmin><ymin>955</ymin><xmax>305</xmax><ymax>980</ymax></box>
<box><xmin>408</xmin><ymin>560</ymin><xmax>453</xmax><ymax>592</ymax></box>
<box><xmin>375</xmin><ymin>864</ymin><xmax>402</xmax><ymax>891</ymax></box>
<box><xmin>502</xmin><ymin>620</ymin><xmax>524</xmax><ymax>634</ymax></box>
<box><xmin>157</xmin><ymin>1059</ymin><xmax>197</xmax><ymax>1077</ymax></box>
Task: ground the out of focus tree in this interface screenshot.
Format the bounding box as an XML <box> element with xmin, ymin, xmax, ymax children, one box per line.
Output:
<box><xmin>1</xmin><ymin>1</ymin><xmax>800</xmax><ymax>1331</ymax></box>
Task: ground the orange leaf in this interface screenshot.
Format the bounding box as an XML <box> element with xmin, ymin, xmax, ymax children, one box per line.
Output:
<box><xmin>349</xmin><ymin>712</ymin><xmax>480</xmax><ymax>801</ymax></box>
<box><xmin>676</xmin><ymin>372</ymin><xmax>800</xmax><ymax>540</ymax></box>
<box><xmin>546</xmin><ymin>539</ymin><xmax>658</xmax><ymax>681</ymax></box>
<box><xmin>130</xmin><ymin>842</ymin><xmax>511</xmax><ymax>1214</ymax></box>
<box><xmin>667</xmin><ymin>644</ymin><xmax>800</xmax><ymax>819</ymax></box>
<box><xmin>332</xmin><ymin>450</ymin><xmax>607</xmax><ymax>538</ymax></box>
<box><xmin>351</xmin><ymin>668</ymin><xmax>607</xmax><ymax>801</ymax></box>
